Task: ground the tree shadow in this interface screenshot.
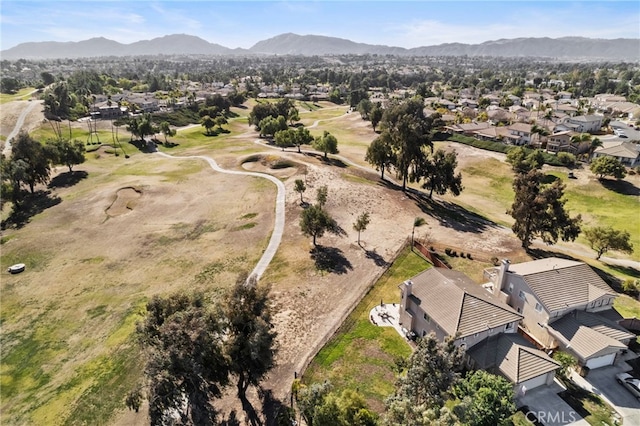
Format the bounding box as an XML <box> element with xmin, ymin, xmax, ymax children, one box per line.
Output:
<box><xmin>260</xmin><ymin>388</ymin><xmax>294</xmax><ymax>426</ymax></box>
<box><xmin>541</xmin><ymin>174</ymin><xmax>560</xmax><ymax>184</ymax></box>
<box><xmin>305</xmin><ymin>152</ymin><xmax>348</xmax><ymax>168</ymax></box>
<box><xmin>163</xmin><ymin>141</ymin><xmax>180</xmax><ymax>148</ymax></box>
<box><xmin>128</xmin><ymin>139</ymin><xmax>157</xmax><ymax>153</ymax></box>
<box><xmin>600</xmin><ymin>179</ymin><xmax>640</xmax><ymax>196</ymax></box>
<box><xmin>365</xmin><ymin>248</ymin><xmax>389</xmax><ymax>267</ymax></box>
<box><xmin>310</xmin><ymin>245</ymin><xmax>353</xmax><ymax>274</ymax></box>
<box><xmin>606</xmin><ymin>263</ymin><xmax>640</xmax><ymax>280</ymax></box>
<box><xmin>239</xmin><ymin>395</ymin><xmax>263</xmax><ymax>426</ymax></box>
<box><xmin>1</xmin><ymin>190</ymin><xmax>62</xmax><ymax>229</ymax></box>
<box><xmin>406</xmin><ymin>188</ymin><xmax>498</xmax><ymax>234</ymax></box>
<box><xmin>48</xmin><ymin>170</ymin><xmax>88</xmax><ymax>188</ymax></box>
<box><xmin>219</xmin><ymin>410</ymin><xmax>241</xmax><ymax>426</ymax></box>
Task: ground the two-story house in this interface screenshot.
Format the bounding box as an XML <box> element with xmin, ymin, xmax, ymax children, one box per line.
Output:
<box><xmin>486</xmin><ymin>258</ymin><xmax>633</xmax><ymax>369</ymax></box>
<box><xmin>399</xmin><ymin>268</ymin><xmax>559</xmax><ymax>392</ymax></box>
<box><xmin>564</xmin><ymin>115</ymin><xmax>603</xmax><ymax>133</ymax></box>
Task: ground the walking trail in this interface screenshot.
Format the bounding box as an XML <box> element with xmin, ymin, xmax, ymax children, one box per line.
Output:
<box><xmin>3</xmin><ymin>101</ymin><xmax>40</xmax><ymax>156</ymax></box>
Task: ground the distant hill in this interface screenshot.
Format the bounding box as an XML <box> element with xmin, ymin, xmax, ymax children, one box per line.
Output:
<box><xmin>2</xmin><ymin>33</ymin><xmax>638</xmax><ymax>60</ymax></box>
<box><xmin>1</xmin><ymin>34</ymin><xmax>235</xmax><ymax>59</ymax></box>
<box><xmin>248</xmin><ymin>33</ymin><xmax>405</xmax><ymax>56</ymax></box>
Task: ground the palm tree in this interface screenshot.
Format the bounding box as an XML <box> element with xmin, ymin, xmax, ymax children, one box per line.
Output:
<box><xmin>570</xmin><ymin>133</ymin><xmax>592</xmax><ymax>159</ymax></box>
<box><xmin>586</xmin><ymin>137</ymin><xmax>603</xmax><ymax>162</ymax></box>
<box><xmin>531</xmin><ymin>124</ymin><xmax>550</xmax><ymax>149</ymax></box>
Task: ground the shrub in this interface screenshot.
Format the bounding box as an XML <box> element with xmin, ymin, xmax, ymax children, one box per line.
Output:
<box><xmin>622</xmin><ymin>279</ymin><xmax>640</xmax><ymax>297</ymax></box>
<box><xmin>557</xmin><ymin>152</ymin><xmax>577</xmax><ymax>168</ymax></box>
<box><xmin>467</xmin><ymin>253</ymin><xmax>473</xmax><ymax>260</ymax></box>
<box><xmin>452</xmin><ymin>251</ymin><xmax>458</xmax><ymax>257</ymax></box>
<box><xmin>491</xmin><ymin>256</ymin><xmax>499</xmax><ymax>266</ymax></box>
<box><xmin>445</xmin><ymin>248</ymin><xmax>452</xmax><ymax>256</ymax></box>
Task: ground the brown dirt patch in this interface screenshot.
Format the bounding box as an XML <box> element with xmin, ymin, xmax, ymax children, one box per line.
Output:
<box><xmin>105</xmin><ymin>187</ymin><xmax>142</xmax><ymax>216</ymax></box>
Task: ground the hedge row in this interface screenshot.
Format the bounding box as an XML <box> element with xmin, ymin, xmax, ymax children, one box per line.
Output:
<box><xmin>446</xmin><ymin>133</ymin><xmax>564</xmax><ymax>167</ymax></box>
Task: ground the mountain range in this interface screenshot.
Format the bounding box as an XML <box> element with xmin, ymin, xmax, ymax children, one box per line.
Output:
<box><xmin>2</xmin><ymin>33</ymin><xmax>637</xmax><ymax>60</ymax></box>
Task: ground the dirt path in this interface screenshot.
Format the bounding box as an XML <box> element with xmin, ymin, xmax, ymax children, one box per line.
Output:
<box><xmin>2</xmin><ymin>100</ymin><xmax>42</xmax><ymax>155</ymax></box>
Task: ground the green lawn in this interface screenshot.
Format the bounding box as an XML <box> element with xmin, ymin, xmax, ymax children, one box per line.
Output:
<box><xmin>303</xmin><ymin>246</ymin><xmax>429</xmax><ymax>411</ymax></box>
<box><xmin>0</xmin><ymin>87</ymin><xmax>37</xmax><ymax>104</ymax></box>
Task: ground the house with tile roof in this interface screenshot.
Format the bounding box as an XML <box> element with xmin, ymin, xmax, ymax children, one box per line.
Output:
<box><xmin>592</xmin><ymin>142</ymin><xmax>640</xmax><ymax>167</ymax></box>
<box><xmin>399</xmin><ymin>268</ymin><xmax>522</xmax><ymax>350</ymax></box>
<box><xmin>398</xmin><ymin>268</ymin><xmax>559</xmax><ymax>391</ymax></box>
<box><xmin>467</xmin><ymin>333</ymin><xmax>560</xmax><ymax>395</ymax></box>
<box><xmin>485</xmin><ymin>258</ymin><xmax>632</xmax><ymax>369</ymax></box>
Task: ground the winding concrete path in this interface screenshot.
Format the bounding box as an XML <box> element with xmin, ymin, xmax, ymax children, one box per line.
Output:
<box><xmin>3</xmin><ymin>100</ymin><xmax>40</xmax><ymax>156</ymax></box>
<box><xmin>155</xmin><ymin>151</ymin><xmax>286</xmax><ymax>280</ymax></box>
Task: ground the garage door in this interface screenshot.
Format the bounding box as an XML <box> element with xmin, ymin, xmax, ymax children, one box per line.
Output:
<box><xmin>520</xmin><ymin>373</ymin><xmax>550</xmax><ymax>391</ymax></box>
<box><xmin>586</xmin><ymin>353</ymin><xmax>616</xmax><ymax>369</ymax></box>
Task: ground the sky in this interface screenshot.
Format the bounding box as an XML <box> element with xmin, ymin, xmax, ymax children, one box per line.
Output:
<box><xmin>1</xmin><ymin>1</ymin><xmax>639</xmax><ymax>51</ymax></box>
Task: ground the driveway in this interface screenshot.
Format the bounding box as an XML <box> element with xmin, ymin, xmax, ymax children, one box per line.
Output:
<box><xmin>517</xmin><ymin>380</ymin><xmax>588</xmax><ymax>426</ymax></box>
<box><xmin>578</xmin><ymin>363</ymin><xmax>640</xmax><ymax>425</ymax></box>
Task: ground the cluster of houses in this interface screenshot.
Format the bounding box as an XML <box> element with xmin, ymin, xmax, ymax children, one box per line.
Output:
<box><xmin>399</xmin><ymin>257</ymin><xmax>636</xmax><ymax>395</ymax></box>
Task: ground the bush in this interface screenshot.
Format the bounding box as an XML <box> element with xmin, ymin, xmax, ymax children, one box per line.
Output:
<box><xmin>622</xmin><ymin>279</ymin><xmax>640</xmax><ymax>297</ymax></box>
<box><xmin>445</xmin><ymin>248</ymin><xmax>452</xmax><ymax>256</ymax></box>
<box><xmin>452</xmin><ymin>251</ymin><xmax>458</xmax><ymax>257</ymax></box>
<box><xmin>557</xmin><ymin>152</ymin><xmax>577</xmax><ymax>168</ymax></box>
<box><xmin>467</xmin><ymin>253</ymin><xmax>473</xmax><ymax>260</ymax></box>
<box><xmin>491</xmin><ymin>256</ymin><xmax>499</xmax><ymax>266</ymax></box>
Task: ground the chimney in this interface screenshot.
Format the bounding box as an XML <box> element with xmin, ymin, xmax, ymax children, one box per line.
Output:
<box><xmin>404</xmin><ymin>280</ymin><xmax>413</xmax><ymax>297</ymax></box>
<box><xmin>495</xmin><ymin>259</ymin><xmax>510</xmax><ymax>295</ymax></box>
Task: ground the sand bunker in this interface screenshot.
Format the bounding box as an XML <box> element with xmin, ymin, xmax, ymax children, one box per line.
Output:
<box><xmin>106</xmin><ymin>187</ymin><xmax>142</xmax><ymax>216</ymax></box>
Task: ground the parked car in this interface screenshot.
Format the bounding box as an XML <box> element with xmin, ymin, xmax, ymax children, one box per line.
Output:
<box><xmin>616</xmin><ymin>372</ymin><xmax>640</xmax><ymax>400</ymax></box>
<box><xmin>7</xmin><ymin>263</ymin><xmax>25</xmax><ymax>274</ymax></box>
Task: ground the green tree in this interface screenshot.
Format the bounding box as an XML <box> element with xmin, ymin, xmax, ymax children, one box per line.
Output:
<box><xmin>0</xmin><ymin>77</ymin><xmax>20</xmax><ymax>94</ymax></box>
<box><xmin>46</xmin><ymin>138</ymin><xmax>85</xmax><ymax>172</ymax></box>
<box><xmin>294</xmin><ymin>126</ymin><xmax>314</xmax><ymax>153</ymax></box>
<box><xmin>508</xmin><ymin>169</ymin><xmax>582</xmax><ymax>249</ymax></box>
<box><xmin>215</xmin><ymin>115</ymin><xmax>228</xmax><ymax>131</ymax></box>
<box><xmin>452</xmin><ymin>370</ymin><xmax>516</xmax><ymax>426</ymax></box>
<box><xmin>294</xmin><ymin>179</ymin><xmax>306</xmax><ymax>203</ymax></box>
<box><xmin>370</xmin><ymin>104</ymin><xmax>383</xmax><ymax>132</ymax></box>
<box><xmin>201</xmin><ymin>115</ymin><xmax>216</xmax><ymax>136</ymax></box>
<box><xmin>137</xmin><ymin>292</ymin><xmax>229</xmax><ymax>425</ymax></box>
<box><xmin>137</xmin><ymin>113</ymin><xmax>157</xmax><ymax>140</ymax></box>
<box><xmin>419</xmin><ymin>149</ymin><xmax>463</xmax><ymax>199</ymax></box>
<box><xmin>378</xmin><ymin>98</ymin><xmax>435</xmax><ymax>190</ymax></box>
<box><xmin>275</xmin><ymin>128</ymin><xmax>295</xmax><ymax>151</ymax></box>
<box><xmin>275</xmin><ymin>127</ymin><xmax>312</xmax><ymax>152</ymax></box>
<box><xmin>11</xmin><ymin>131</ymin><xmax>52</xmax><ymax>193</ymax></box>
<box><xmin>41</xmin><ymin>71</ymin><xmax>55</xmax><ymax>86</ymax></box>
<box><xmin>312</xmin><ymin>130</ymin><xmax>339</xmax><ymax>159</ymax></box>
<box><xmin>506</xmin><ymin>146</ymin><xmax>543</xmax><ymax>174</ymax></box>
<box><xmin>586</xmin><ymin>137</ymin><xmax>603</xmax><ymax>161</ymax></box>
<box><xmin>259</xmin><ymin>115</ymin><xmax>287</xmax><ymax>138</ymax></box>
<box><xmin>316</xmin><ymin>185</ymin><xmax>328</xmax><ymax>208</ymax></box>
<box><xmin>357</xmin><ymin>98</ymin><xmax>373</xmax><ymax>120</ymax></box>
<box><xmin>384</xmin><ymin>334</ymin><xmax>464</xmax><ymax>425</ymax></box>
<box><xmin>590</xmin><ymin>156</ymin><xmax>627</xmax><ymax>180</ymax></box>
<box><xmin>552</xmin><ymin>351</ymin><xmax>578</xmax><ymax>382</ymax></box>
<box><xmin>159</xmin><ymin>121</ymin><xmax>176</xmax><ymax>145</ymax></box>
<box><xmin>0</xmin><ymin>155</ymin><xmax>29</xmax><ymax>209</ymax></box>
<box><xmin>584</xmin><ymin>226</ymin><xmax>634</xmax><ymax>260</ymax></box>
<box><xmin>353</xmin><ymin>212</ymin><xmax>370</xmax><ymax>245</ymax></box>
<box><xmin>300</xmin><ymin>204</ymin><xmax>337</xmax><ymax>246</ymax></box>
<box><xmin>222</xmin><ymin>274</ymin><xmax>277</xmax><ymax>401</ymax></box>
<box><xmin>365</xmin><ymin>135</ymin><xmax>393</xmax><ymax>179</ymax></box>
<box><xmin>297</xmin><ymin>383</ymin><xmax>378</xmax><ymax>426</ymax></box>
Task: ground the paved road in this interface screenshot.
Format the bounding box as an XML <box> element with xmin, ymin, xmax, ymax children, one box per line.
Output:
<box><xmin>155</xmin><ymin>151</ymin><xmax>285</xmax><ymax>281</ymax></box>
<box><xmin>3</xmin><ymin>100</ymin><xmax>40</xmax><ymax>156</ymax></box>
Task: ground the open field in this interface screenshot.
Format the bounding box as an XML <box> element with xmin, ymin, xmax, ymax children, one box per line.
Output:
<box><xmin>0</xmin><ymin>88</ymin><xmax>37</xmax><ymax>105</ymax></box>
<box><xmin>1</xmin><ymin>98</ymin><xmax>638</xmax><ymax>424</ymax></box>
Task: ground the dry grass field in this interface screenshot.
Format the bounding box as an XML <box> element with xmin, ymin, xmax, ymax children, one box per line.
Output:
<box><xmin>1</xmin><ymin>99</ymin><xmax>637</xmax><ymax>425</ymax></box>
